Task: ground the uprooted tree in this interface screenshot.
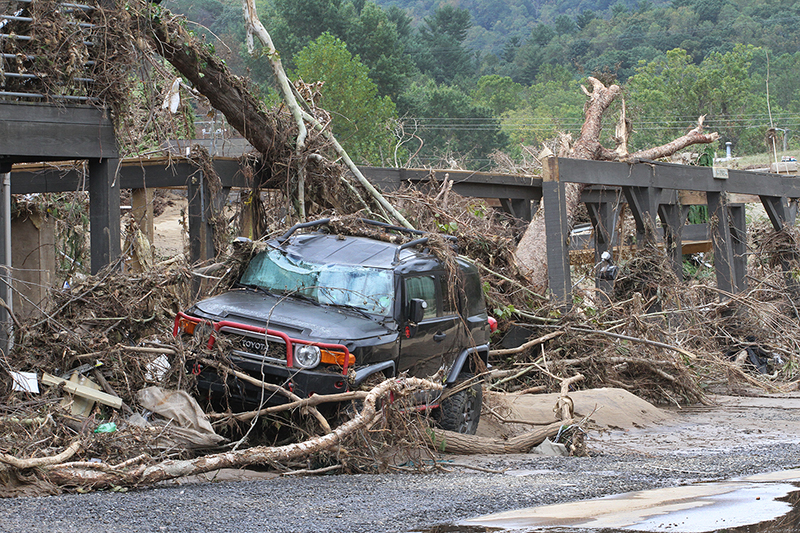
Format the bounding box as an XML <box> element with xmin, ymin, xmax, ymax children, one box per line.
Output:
<box><xmin>514</xmin><ymin>78</ymin><xmax>720</xmax><ymax>291</ymax></box>
<box><xmin>137</xmin><ymin>4</ymin><xmax>720</xmax><ymax>294</ymax></box>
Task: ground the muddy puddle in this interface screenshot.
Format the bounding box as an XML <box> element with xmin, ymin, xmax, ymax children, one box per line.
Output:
<box><xmin>413</xmin><ymin>470</ymin><xmax>800</xmax><ymax>533</ymax></box>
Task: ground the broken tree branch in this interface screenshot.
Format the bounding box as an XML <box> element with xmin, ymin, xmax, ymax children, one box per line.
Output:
<box><xmin>489</xmin><ymin>330</ymin><xmax>565</xmax><ymax>356</ymax></box>
<box><xmin>0</xmin><ymin>440</ymin><xmax>81</xmax><ymax>469</ymax></box>
<box><xmin>242</xmin><ymin>0</ymin><xmax>307</xmax><ymax>220</ymax></box>
<box><xmin>208</xmin><ymin>390</ymin><xmax>369</xmax><ymax>423</ymax></box>
<box><xmin>569</xmin><ymin>327</ymin><xmax>699</xmax><ymax>360</ymax></box>
<box><xmin>197</xmin><ymin>357</ymin><xmax>331</xmax><ymax>434</ymax></box>
<box><xmin>42</xmin><ymin>377</ymin><xmax>442</xmax><ymax>489</ymax></box>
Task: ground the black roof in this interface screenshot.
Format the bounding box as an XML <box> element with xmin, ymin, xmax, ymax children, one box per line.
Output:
<box><xmin>278</xmin><ymin>233</ymin><xmax>449</xmax><ymax>273</ymax></box>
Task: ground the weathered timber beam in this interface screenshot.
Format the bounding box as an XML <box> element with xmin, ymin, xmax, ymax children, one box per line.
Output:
<box><xmin>707</xmin><ymin>192</ymin><xmax>739</xmax><ymax>297</ymax></box>
<box><xmin>729</xmin><ymin>204</ymin><xmax>748</xmax><ymax>293</ymax></box>
<box><xmin>541</xmin><ymin>156</ymin><xmax>571</xmax><ymax>307</ymax></box>
<box><xmin>9</xmin><ymin>158</ymin><xmax>254</xmax><ymax>193</ymax></box>
<box><xmin>0</xmin><ymin>102</ymin><xmax>117</xmax><ymax>162</ymax></box>
<box><xmin>559</xmin><ymin>158</ymin><xmax>800</xmax><ymax>198</ymax></box>
<box><xmin>622</xmin><ymin>185</ymin><xmax>662</xmax><ymax>245</ymax></box>
<box><xmin>88</xmin><ymin>158</ymin><xmax>120</xmax><ymax>274</ymax></box>
<box><xmin>658</xmin><ymin>203</ymin><xmax>686</xmax><ymax>281</ymax></box>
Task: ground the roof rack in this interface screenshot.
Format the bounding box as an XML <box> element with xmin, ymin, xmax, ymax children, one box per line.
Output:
<box><xmin>277</xmin><ymin>217</ymin><xmax>458</xmax><ymax>245</ymax></box>
<box><xmin>276</xmin><ymin>218</ymin><xmax>331</xmax><ymax>244</ymax></box>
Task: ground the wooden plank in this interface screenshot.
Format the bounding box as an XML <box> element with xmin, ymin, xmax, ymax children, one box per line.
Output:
<box><xmin>0</xmin><ymin>102</ymin><xmax>114</xmax><ymax>125</ymax></box>
<box><xmin>10</xmin><ymin>158</ymin><xmax>252</xmax><ymax>193</ymax></box>
<box><xmin>0</xmin><ymin>103</ymin><xmax>117</xmax><ymax>160</ymax></box>
<box><xmin>727</xmin><ymin>193</ymin><xmax>760</xmax><ymax>204</ymax></box>
<box><xmin>678</xmin><ymin>190</ymin><xmax>707</xmax><ymax>205</ymax></box>
<box><xmin>41</xmin><ymin>372</ymin><xmax>123</xmax><ymax>409</ymax></box>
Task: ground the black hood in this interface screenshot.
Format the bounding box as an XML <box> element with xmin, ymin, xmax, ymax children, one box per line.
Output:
<box><xmin>188</xmin><ymin>289</ymin><xmax>395</xmax><ymax>343</ymax></box>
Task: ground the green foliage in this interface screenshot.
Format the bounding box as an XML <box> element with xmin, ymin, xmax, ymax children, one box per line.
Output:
<box><xmin>627</xmin><ymin>45</ymin><xmax>765</xmax><ymax>153</ymax></box>
<box><xmin>434</xmin><ymin>215</ymin><xmax>458</xmax><ymax>234</ymax></box>
<box><xmin>493</xmin><ymin>304</ymin><xmax>516</xmax><ymax>320</ymax></box>
<box><xmin>397</xmin><ymin>82</ymin><xmax>508</xmax><ymax>166</ymax></box>
<box><xmin>292</xmin><ymin>33</ymin><xmax>398</xmax><ymax>165</ymax></box>
<box><xmin>499</xmin><ymin>68</ymin><xmax>585</xmax><ymax>156</ymax></box>
<box><xmin>341</xmin><ymin>2</ymin><xmax>416</xmax><ymax>99</ymax></box>
<box><xmin>414</xmin><ymin>5</ymin><xmax>476</xmax><ymax>84</ymax></box>
<box><xmin>471</xmin><ymin>75</ymin><xmax>526</xmax><ymax>116</ymax></box>
<box><xmin>162</xmin><ymin>0</ymin><xmax>800</xmax><ymax>165</ymax></box>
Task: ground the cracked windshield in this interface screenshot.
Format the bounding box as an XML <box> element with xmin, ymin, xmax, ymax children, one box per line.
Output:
<box><xmin>240</xmin><ymin>248</ymin><xmax>394</xmax><ymax>316</ymax></box>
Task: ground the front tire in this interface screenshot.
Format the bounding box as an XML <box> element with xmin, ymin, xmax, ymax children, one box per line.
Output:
<box><xmin>436</xmin><ymin>375</ymin><xmax>482</xmax><ymax>435</ymax></box>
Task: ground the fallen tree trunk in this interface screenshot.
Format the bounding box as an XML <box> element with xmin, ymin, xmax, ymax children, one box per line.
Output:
<box><xmin>136</xmin><ymin>3</ymin><xmax>412</xmax><ymax>228</ymax></box>
<box><xmin>141</xmin><ymin>8</ymin><xmax>283</xmax><ymax>161</ymax></box>
<box><xmin>425</xmin><ymin>419</ymin><xmax>572</xmax><ymax>455</ymax></box>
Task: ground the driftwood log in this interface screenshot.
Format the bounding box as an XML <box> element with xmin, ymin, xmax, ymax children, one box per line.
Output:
<box><xmin>426</xmin><ymin>419</ymin><xmax>571</xmax><ymax>455</ymax></box>
<box><xmin>33</xmin><ymin>377</ymin><xmax>442</xmax><ymax>490</ymax></box>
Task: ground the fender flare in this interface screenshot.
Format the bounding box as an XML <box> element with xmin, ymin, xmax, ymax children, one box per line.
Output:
<box><xmin>445</xmin><ymin>344</ymin><xmax>490</xmax><ymax>385</ymax></box>
<box><xmin>350</xmin><ymin>361</ymin><xmax>396</xmax><ymax>388</ymax></box>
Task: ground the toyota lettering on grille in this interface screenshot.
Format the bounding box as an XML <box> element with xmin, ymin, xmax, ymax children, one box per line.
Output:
<box><xmin>241</xmin><ymin>338</ymin><xmax>267</xmax><ymax>353</ymax></box>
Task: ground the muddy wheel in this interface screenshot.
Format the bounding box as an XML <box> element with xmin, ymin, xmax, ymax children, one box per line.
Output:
<box><xmin>436</xmin><ymin>375</ymin><xmax>482</xmax><ymax>435</ymax></box>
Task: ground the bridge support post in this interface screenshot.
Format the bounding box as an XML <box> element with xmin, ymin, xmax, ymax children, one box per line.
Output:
<box><xmin>0</xmin><ymin>171</ymin><xmax>10</xmax><ymax>355</ymax></box>
<box><xmin>586</xmin><ymin>190</ymin><xmax>619</xmax><ymax>302</ymax></box>
<box><xmin>761</xmin><ymin>194</ymin><xmax>800</xmax><ymax>310</ymax></box>
<box><xmin>89</xmin><ymin>158</ymin><xmax>121</xmax><ymax>274</ymax></box>
<box><xmin>729</xmin><ymin>204</ymin><xmax>748</xmax><ymax>293</ymax></box>
<box><xmin>658</xmin><ymin>203</ymin><xmax>686</xmax><ymax>281</ymax></box>
<box><xmin>187</xmin><ymin>170</ymin><xmax>215</xmax><ymax>266</ymax></box>
<box><xmin>622</xmin><ymin>185</ymin><xmax>661</xmax><ymax>245</ymax></box>
<box><xmin>542</xmin><ymin>156</ymin><xmax>571</xmax><ymax>308</ymax></box>
<box><xmin>708</xmin><ymin>191</ymin><xmax>743</xmax><ymax>297</ymax></box>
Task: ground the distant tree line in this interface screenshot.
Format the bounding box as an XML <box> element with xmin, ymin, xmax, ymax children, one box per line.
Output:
<box><xmin>164</xmin><ymin>0</ymin><xmax>800</xmax><ymax>168</ymax></box>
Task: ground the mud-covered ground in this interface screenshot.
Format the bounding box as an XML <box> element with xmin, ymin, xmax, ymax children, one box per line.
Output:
<box><xmin>1</xmin><ymin>391</ymin><xmax>798</xmax><ymax>533</ymax></box>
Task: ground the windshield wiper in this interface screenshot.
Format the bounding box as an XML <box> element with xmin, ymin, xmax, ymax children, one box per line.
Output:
<box><xmin>320</xmin><ymin>301</ymin><xmax>377</xmax><ymax>321</ymax></box>
<box><xmin>287</xmin><ymin>291</ymin><xmax>319</xmax><ymax>305</ymax></box>
<box><xmin>238</xmin><ymin>283</ymin><xmax>275</xmax><ymax>296</ymax></box>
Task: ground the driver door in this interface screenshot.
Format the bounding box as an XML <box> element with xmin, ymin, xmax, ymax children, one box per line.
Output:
<box><xmin>398</xmin><ymin>273</ymin><xmax>459</xmax><ymax>378</ymax></box>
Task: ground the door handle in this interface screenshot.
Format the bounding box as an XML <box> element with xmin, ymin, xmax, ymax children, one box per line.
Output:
<box><xmin>433</xmin><ymin>332</ymin><xmax>447</xmax><ymax>342</ymax></box>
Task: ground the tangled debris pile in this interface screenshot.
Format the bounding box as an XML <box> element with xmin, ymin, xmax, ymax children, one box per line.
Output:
<box><xmin>1</xmin><ymin>0</ymin><xmax>800</xmax><ymax>498</ymax></box>
<box><xmin>0</xmin><ymin>200</ymin><xmax>798</xmax><ymax>495</ymax></box>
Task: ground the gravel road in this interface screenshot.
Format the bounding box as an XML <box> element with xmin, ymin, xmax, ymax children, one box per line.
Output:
<box><xmin>1</xmin><ymin>394</ymin><xmax>799</xmax><ymax>533</ymax></box>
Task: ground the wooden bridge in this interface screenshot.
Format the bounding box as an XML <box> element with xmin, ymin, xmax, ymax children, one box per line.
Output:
<box><xmin>2</xmin><ymin>2</ymin><xmax>799</xmax><ymax>340</ymax></box>
<box><xmin>7</xmin><ymin>155</ymin><xmax>799</xmax><ymax>305</ymax></box>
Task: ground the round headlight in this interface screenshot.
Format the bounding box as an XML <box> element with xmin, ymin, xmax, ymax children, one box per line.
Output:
<box><xmin>294</xmin><ymin>345</ymin><xmax>321</xmax><ymax>369</ymax></box>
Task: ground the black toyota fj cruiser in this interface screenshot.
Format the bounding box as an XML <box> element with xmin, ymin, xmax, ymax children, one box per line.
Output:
<box><xmin>174</xmin><ymin>218</ymin><xmax>496</xmax><ymax>434</ymax></box>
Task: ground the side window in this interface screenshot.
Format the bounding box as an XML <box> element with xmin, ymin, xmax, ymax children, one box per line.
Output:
<box><xmin>440</xmin><ymin>275</ymin><xmax>457</xmax><ymax>316</ymax></box>
<box><xmin>464</xmin><ymin>271</ymin><xmax>486</xmax><ymax>316</ymax></box>
<box><xmin>405</xmin><ymin>275</ymin><xmax>438</xmax><ymax>320</ymax></box>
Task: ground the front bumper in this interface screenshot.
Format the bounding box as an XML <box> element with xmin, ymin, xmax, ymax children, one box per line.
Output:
<box><xmin>175</xmin><ymin>313</ymin><xmax>352</xmax><ymax>409</ymax></box>
<box><xmin>192</xmin><ymin>357</ymin><xmax>349</xmax><ymax>409</ymax></box>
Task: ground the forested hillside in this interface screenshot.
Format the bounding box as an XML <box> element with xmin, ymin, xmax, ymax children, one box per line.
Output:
<box><xmin>163</xmin><ymin>0</ymin><xmax>800</xmax><ymax>169</ymax></box>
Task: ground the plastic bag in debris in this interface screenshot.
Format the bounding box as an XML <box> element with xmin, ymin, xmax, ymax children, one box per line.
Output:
<box><xmin>135</xmin><ymin>387</ymin><xmax>225</xmax><ymax>448</ymax></box>
<box><xmin>532</xmin><ymin>437</ymin><xmax>568</xmax><ymax>457</ymax></box>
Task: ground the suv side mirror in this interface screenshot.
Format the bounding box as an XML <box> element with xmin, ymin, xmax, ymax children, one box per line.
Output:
<box><xmin>408</xmin><ymin>298</ymin><xmax>428</xmax><ymax>323</ymax></box>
